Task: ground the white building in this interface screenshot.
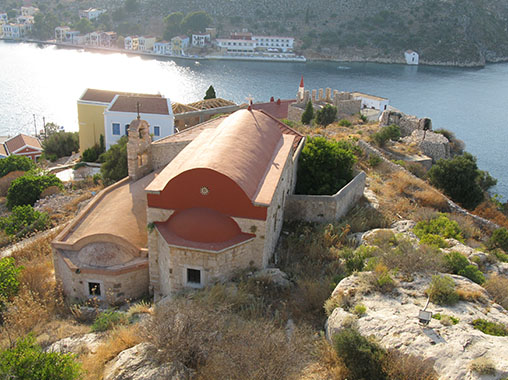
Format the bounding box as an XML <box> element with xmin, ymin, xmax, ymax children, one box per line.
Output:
<box><xmin>352</xmin><ymin>92</ymin><xmax>389</xmax><ymax>111</ymax></box>
<box><xmin>0</xmin><ymin>13</ymin><xmax>8</xmax><ymax>23</ymax></box>
<box><xmin>191</xmin><ymin>33</ymin><xmax>210</xmax><ymax>47</ymax></box>
<box><xmin>55</xmin><ymin>26</ymin><xmax>70</xmax><ymax>42</ymax></box>
<box><xmin>138</xmin><ymin>36</ymin><xmax>156</xmax><ymax>52</ymax></box>
<box><xmin>103</xmin><ymin>95</ymin><xmax>174</xmax><ymax>149</ymax></box>
<box><xmin>21</xmin><ymin>6</ymin><xmax>39</xmax><ymax>16</ymax></box>
<box><xmin>79</xmin><ymin>8</ymin><xmax>106</xmax><ymax>21</ymax></box>
<box><xmin>405</xmin><ymin>50</ymin><xmax>419</xmax><ymax>65</ymax></box>
<box><xmin>216</xmin><ymin>38</ymin><xmax>255</xmax><ymax>53</ymax></box>
<box><xmin>2</xmin><ymin>23</ymin><xmax>29</xmax><ymax>39</ymax></box>
<box><xmin>252</xmin><ymin>35</ymin><xmax>294</xmax><ymax>52</ymax></box>
<box><xmin>124</xmin><ymin>36</ymin><xmax>138</xmax><ymax>50</ymax></box>
<box><xmin>16</xmin><ymin>15</ymin><xmax>34</xmax><ymax>25</ymax></box>
<box><xmin>154</xmin><ymin>41</ymin><xmax>171</xmax><ymax>55</ymax></box>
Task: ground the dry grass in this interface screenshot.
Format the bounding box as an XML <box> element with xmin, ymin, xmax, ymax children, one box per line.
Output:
<box><xmin>469</xmin><ymin>357</ymin><xmax>496</xmax><ymax>375</ymax></box>
<box><xmin>0</xmin><ymin>170</ymin><xmax>25</xmax><ymax>196</ymax></box>
<box><xmin>300</xmin><ymin>338</ymin><xmax>349</xmax><ymax>380</ymax></box>
<box><xmin>81</xmin><ymin>325</ymin><xmax>143</xmax><ymax>380</ymax></box>
<box><xmin>473</xmin><ymin>201</ymin><xmax>508</xmax><ymax>228</ymax></box>
<box><xmin>484</xmin><ymin>274</ymin><xmax>508</xmax><ymax>310</ymax></box>
<box><xmin>456</xmin><ymin>288</ymin><xmax>489</xmax><ymax>304</ymax></box>
<box><xmin>383</xmin><ymin>349</ymin><xmax>438</xmax><ymax>380</ymax></box>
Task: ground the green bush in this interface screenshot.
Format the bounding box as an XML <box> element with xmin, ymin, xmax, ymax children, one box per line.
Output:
<box><xmin>428</xmin><ymin>153</ymin><xmax>495</xmax><ymax>210</ymax></box>
<box><xmin>419</xmin><ymin>234</ymin><xmax>448</xmax><ymax>248</ymax></box>
<box><xmin>295</xmin><ymin>137</ymin><xmax>357</xmax><ymax>195</ymax></box>
<box><xmin>432</xmin><ymin>313</ymin><xmax>459</xmax><ymax>325</ymax></box>
<box><xmin>0</xmin><ymin>335</ymin><xmax>82</xmax><ymax>380</ymax></box>
<box><xmin>372</xmin><ymin>124</ymin><xmax>401</xmax><ymax>147</ymax></box>
<box><xmin>315</xmin><ymin>104</ymin><xmax>337</xmax><ymax>126</ymax></box>
<box><xmin>332</xmin><ymin>328</ymin><xmax>386</xmax><ymax>380</ymax></box>
<box><xmin>472</xmin><ymin>319</ymin><xmax>508</xmax><ymax>336</ymax></box>
<box><xmin>204</xmin><ymin>85</ymin><xmax>216</xmax><ymax>100</ymax></box>
<box><xmin>42</xmin><ymin>132</ymin><xmax>79</xmax><ymax>159</ymax></box>
<box><xmin>414</xmin><ymin>214</ymin><xmax>464</xmax><ymax>244</ymax></box>
<box><xmin>6</xmin><ymin>171</ymin><xmax>63</xmax><ymax>209</ymax></box>
<box><xmin>338</xmin><ymin>119</ymin><xmax>352</xmax><ymax>127</ymax></box>
<box><xmin>301</xmin><ymin>101</ymin><xmax>314</xmax><ymax>125</ymax></box>
<box><xmin>82</xmin><ymin>135</ymin><xmax>105</xmax><ymax>163</ymax></box>
<box><xmin>443</xmin><ymin>251</ymin><xmax>485</xmax><ymax>284</ymax></box>
<box><xmin>458</xmin><ymin>265</ymin><xmax>485</xmax><ymax>285</ymax></box>
<box><xmin>0</xmin><ymin>205</ymin><xmax>50</xmax><ymax>238</ymax></box>
<box><xmin>100</xmin><ymin>136</ymin><xmax>128</xmax><ymax>185</ymax></box>
<box><xmin>91</xmin><ymin>309</ymin><xmax>128</xmax><ymax>332</ymax></box>
<box><xmin>0</xmin><ymin>257</ymin><xmax>22</xmax><ymax>302</ymax></box>
<box><xmin>0</xmin><ymin>155</ymin><xmax>35</xmax><ymax>178</ymax></box>
<box><xmin>426</xmin><ymin>275</ymin><xmax>459</xmax><ymax>305</ymax></box>
<box><xmin>353</xmin><ymin>304</ymin><xmax>367</xmax><ymax>316</ymax></box>
<box><xmin>489</xmin><ymin>228</ymin><xmax>508</xmax><ymax>252</ymax></box>
<box><xmin>368</xmin><ymin>155</ymin><xmax>382</xmax><ymax>167</ymax></box>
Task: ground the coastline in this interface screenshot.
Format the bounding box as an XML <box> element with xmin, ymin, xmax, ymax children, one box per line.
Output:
<box><xmin>3</xmin><ymin>38</ymin><xmax>505</xmax><ymax>67</ymax></box>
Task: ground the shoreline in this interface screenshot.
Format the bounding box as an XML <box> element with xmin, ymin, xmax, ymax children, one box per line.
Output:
<box><xmin>2</xmin><ymin>38</ymin><xmax>505</xmax><ymax>67</ymax></box>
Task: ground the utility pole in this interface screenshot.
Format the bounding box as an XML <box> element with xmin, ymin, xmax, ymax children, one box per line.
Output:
<box><xmin>42</xmin><ymin>116</ymin><xmax>46</xmax><ymax>138</ymax></box>
<box><xmin>33</xmin><ymin>114</ymin><xmax>37</xmax><ymax>137</ymax></box>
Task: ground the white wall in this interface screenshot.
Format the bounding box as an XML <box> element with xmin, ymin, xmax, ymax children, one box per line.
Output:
<box><xmin>354</xmin><ymin>95</ymin><xmax>389</xmax><ymax>111</ymax></box>
<box><xmin>104</xmin><ymin>103</ymin><xmax>174</xmax><ymax>149</ymax></box>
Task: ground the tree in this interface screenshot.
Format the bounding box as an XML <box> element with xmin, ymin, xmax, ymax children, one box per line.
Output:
<box><xmin>100</xmin><ymin>136</ymin><xmax>128</xmax><ymax>184</ymax></box>
<box><xmin>125</xmin><ymin>0</ymin><xmax>139</xmax><ymax>13</ymax></box>
<box><xmin>163</xmin><ymin>12</ymin><xmax>184</xmax><ymax>40</ymax></box>
<box><xmin>0</xmin><ymin>335</ymin><xmax>82</xmax><ymax>380</ymax></box>
<box><xmin>31</xmin><ymin>13</ymin><xmax>59</xmax><ymax>40</ymax></box>
<box><xmin>301</xmin><ymin>101</ymin><xmax>314</xmax><ymax>124</ymax></box>
<box><xmin>0</xmin><ymin>205</ymin><xmax>49</xmax><ymax>238</ymax></box>
<box><xmin>372</xmin><ymin>124</ymin><xmax>401</xmax><ymax>147</ymax></box>
<box><xmin>315</xmin><ymin>104</ymin><xmax>337</xmax><ymax>126</ymax></box>
<box><xmin>6</xmin><ymin>171</ymin><xmax>63</xmax><ymax>209</ymax></box>
<box><xmin>204</xmin><ymin>85</ymin><xmax>216</xmax><ymax>100</ymax></box>
<box><xmin>42</xmin><ymin>132</ymin><xmax>79</xmax><ymax>160</ymax></box>
<box><xmin>0</xmin><ymin>257</ymin><xmax>22</xmax><ymax>303</ymax></box>
<box><xmin>0</xmin><ymin>156</ymin><xmax>35</xmax><ymax>178</ymax></box>
<box><xmin>181</xmin><ymin>11</ymin><xmax>212</xmax><ymax>34</ymax></box>
<box><xmin>74</xmin><ymin>18</ymin><xmax>93</xmax><ymax>34</ymax></box>
<box><xmin>428</xmin><ymin>152</ymin><xmax>494</xmax><ymax>210</ymax></box>
<box><xmin>295</xmin><ymin>137</ymin><xmax>357</xmax><ymax>195</ymax></box>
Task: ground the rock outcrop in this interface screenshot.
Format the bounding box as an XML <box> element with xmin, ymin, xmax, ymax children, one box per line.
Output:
<box><xmin>403</xmin><ymin>130</ymin><xmax>451</xmax><ymax>162</ymax></box>
<box><xmin>379</xmin><ymin>110</ymin><xmax>432</xmax><ymax>137</ymax></box>
<box><xmin>103</xmin><ymin>342</ymin><xmax>191</xmax><ymax>380</ymax></box>
<box><xmin>326</xmin><ymin>274</ymin><xmax>508</xmax><ymax>380</ymax></box>
<box><xmin>46</xmin><ymin>333</ymin><xmax>103</xmax><ymax>355</ymax></box>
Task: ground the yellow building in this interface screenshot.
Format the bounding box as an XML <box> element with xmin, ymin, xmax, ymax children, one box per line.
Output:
<box><xmin>77</xmin><ymin>89</ymin><xmax>162</xmax><ymax>153</ymax></box>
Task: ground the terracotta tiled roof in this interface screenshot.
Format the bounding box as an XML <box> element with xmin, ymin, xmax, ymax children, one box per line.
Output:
<box><xmin>79</xmin><ymin>89</ymin><xmax>162</xmax><ymax>103</ymax></box>
<box><xmin>0</xmin><ymin>144</ymin><xmax>8</xmax><ymax>157</ymax></box>
<box><xmin>5</xmin><ymin>133</ymin><xmax>41</xmax><ymax>153</ymax></box>
<box><xmin>251</xmin><ymin>99</ymin><xmax>296</xmax><ymax>120</ymax></box>
<box><xmin>172</xmin><ymin>102</ymin><xmax>199</xmax><ymax>114</ymax></box>
<box><xmin>187</xmin><ymin>98</ymin><xmax>236</xmax><ymax>110</ymax></box>
<box><xmin>109</xmin><ymin>96</ymin><xmax>170</xmax><ymax>115</ymax></box>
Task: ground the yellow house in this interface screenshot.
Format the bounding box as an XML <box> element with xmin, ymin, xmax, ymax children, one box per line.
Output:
<box><xmin>78</xmin><ymin>89</ymin><xmax>162</xmax><ymax>153</ymax></box>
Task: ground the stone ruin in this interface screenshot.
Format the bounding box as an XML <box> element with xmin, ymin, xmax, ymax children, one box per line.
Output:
<box><xmin>380</xmin><ymin>110</ymin><xmax>451</xmax><ymax>162</ymax></box>
<box><xmin>288</xmin><ymin>87</ymin><xmax>362</xmax><ymax>121</ymax></box>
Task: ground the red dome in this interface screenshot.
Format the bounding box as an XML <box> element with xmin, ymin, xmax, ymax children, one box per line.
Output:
<box><xmin>167</xmin><ymin>208</ymin><xmax>242</xmax><ymax>243</ymax></box>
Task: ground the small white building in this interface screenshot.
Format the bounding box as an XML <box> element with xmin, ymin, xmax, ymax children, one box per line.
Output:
<box><xmin>405</xmin><ymin>50</ymin><xmax>419</xmax><ymax>65</ymax></box>
<box><xmin>138</xmin><ymin>36</ymin><xmax>156</xmax><ymax>52</ymax></box>
<box><xmin>79</xmin><ymin>8</ymin><xmax>106</xmax><ymax>21</ymax></box>
<box><xmin>154</xmin><ymin>41</ymin><xmax>171</xmax><ymax>55</ymax></box>
<box><xmin>21</xmin><ymin>6</ymin><xmax>39</xmax><ymax>16</ymax></box>
<box><xmin>352</xmin><ymin>92</ymin><xmax>389</xmax><ymax>111</ymax></box>
<box><xmin>103</xmin><ymin>95</ymin><xmax>174</xmax><ymax>149</ymax></box>
<box><xmin>55</xmin><ymin>26</ymin><xmax>70</xmax><ymax>42</ymax></box>
<box><xmin>2</xmin><ymin>23</ymin><xmax>29</xmax><ymax>39</ymax></box>
<box><xmin>191</xmin><ymin>33</ymin><xmax>210</xmax><ymax>47</ymax></box>
<box><xmin>16</xmin><ymin>15</ymin><xmax>34</xmax><ymax>25</ymax></box>
<box><xmin>64</xmin><ymin>30</ymin><xmax>83</xmax><ymax>44</ymax></box>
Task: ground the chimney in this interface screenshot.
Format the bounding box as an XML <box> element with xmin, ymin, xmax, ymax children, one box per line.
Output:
<box><xmin>270</xmin><ymin>96</ymin><xmax>274</xmax><ymax>102</ymax></box>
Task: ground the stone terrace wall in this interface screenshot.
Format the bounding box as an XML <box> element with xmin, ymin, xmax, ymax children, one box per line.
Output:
<box><xmin>284</xmin><ymin>171</ymin><xmax>366</xmax><ymax>223</ymax></box>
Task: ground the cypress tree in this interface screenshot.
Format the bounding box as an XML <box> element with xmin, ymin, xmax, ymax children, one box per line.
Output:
<box><xmin>204</xmin><ymin>85</ymin><xmax>216</xmax><ymax>100</ymax></box>
<box><xmin>301</xmin><ymin>101</ymin><xmax>314</xmax><ymax>124</ymax></box>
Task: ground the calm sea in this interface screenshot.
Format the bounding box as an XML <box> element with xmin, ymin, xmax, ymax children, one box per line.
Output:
<box><xmin>1</xmin><ymin>41</ymin><xmax>507</xmax><ymax>198</ymax></box>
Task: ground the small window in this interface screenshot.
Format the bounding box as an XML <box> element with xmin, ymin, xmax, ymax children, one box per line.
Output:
<box><xmin>125</xmin><ymin>124</ymin><xmax>129</xmax><ymax>135</ymax></box>
<box><xmin>154</xmin><ymin>126</ymin><xmax>160</xmax><ymax>136</ymax></box>
<box><xmin>88</xmin><ymin>282</ymin><xmax>101</xmax><ymax>297</ymax></box>
<box><xmin>187</xmin><ymin>268</ymin><xmax>201</xmax><ymax>284</ymax></box>
<box><xmin>112</xmin><ymin>123</ymin><xmax>120</xmax><ymax>135</ymax></box>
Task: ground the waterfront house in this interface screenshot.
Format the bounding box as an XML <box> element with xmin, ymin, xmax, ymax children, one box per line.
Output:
<box><xmin>124</xmin><ymin>36</ymin><xmax>139</xmax><ymax>50</ymax></box>
<box><xmin>138</xmin><ymin>36</ymin><xmax>156</xmax><ymax>52</ymax></box>
<box><xmin>405</xmin><ymin>50</ymin><xmax>419</xmax><ymax>65</ymax></box>
<box><xmin>103</xmin><ymin>95</ymin><xmax>174</xmax><ymax>149</ymax></box>
<box><xmin>252</xmin><ymin>35</ymin><xmax>294</xmax><ymax>52</ymax></box>
<box><xmin>2</xmin><ymin>23</ymin><xmax>29</xmax><ymax>39</ymax></box>
<box><xmin>21</xmin><ymin>6</ymin><xmax>39</xmax><ymax>17</ymax></box>
<box><xmin>77</xmin><ymin>89</ymin><xmax>163</xmax><ymax>153</ymax></box>
<box><xmin>52</xmin><ymin>109</ymin><xmax>304</xmax><ymax>304</ymax></box>
<box><xmin>191</xmin><ymin>33</ymin><xmax>211</xmax><ymax>47</ymax></box>
<box><xmin>55</xmin><ymin>26</ymin><xmax>70</xmax><ymax>42</ymax></box>
<box><xmin>154</xmin><ymin>41</ymin><xmax>171</xmax><ymax>55</ymax></box>
<box><xmin>79</xmin><ymin>8</ymin><xmax>106</xmax><ymax>21</ymax></box>
<box><xmin>171</xmin><ymin>35</ymin><xmax>189</xmax><ymax>55</ymax></box>
<box><xmin>3</xmin><ymin>134</ymin><xmax>42</xmax><ymax>161</ymax></box>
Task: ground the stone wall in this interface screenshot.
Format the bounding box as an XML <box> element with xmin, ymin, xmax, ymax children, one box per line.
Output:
<box><xmin>284</xmin><ymin>171</ymin><xmax>366</xmax><ymax>223</ymax></box>
<box><xmin>287</xmin><ymin>104</ymin><xmax>304</xmax><ymax>122</ymax></box>
<box><xmin>379</xmin><ymin>110</ymin><xmax>432</xmax><ymax>137</ymax></box>
<box><xmin>151</xmin><ymin>140</ymin><xmax>190</xmax><ymax>170</ymax></box>
<box><xmin>407</xmin><ymin>130</ymin><xmax>451</xmax><ymax>162</ymax></box>
<box><xmin>337</xmin><ymin>99</ymin><xmax>362</xmax><ymax>116</ymax></box>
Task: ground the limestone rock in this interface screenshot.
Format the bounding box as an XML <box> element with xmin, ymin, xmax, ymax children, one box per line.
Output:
<box><xmin>103</xmin><ymin>342</ymin><xmax>190</xmax><ymax>380</ymax></box>
<box><xmin>253</xmin><ymin>268</ymin><xmax>291</xmax><ymax>287</ymax></box>
<box><xmin>404</xmin><ymin>130</ymin><xmax>451</xmax><ymax>162</ymax></box>
<box><xmin>46</xmin><ymin>333</ymin><xmax>103</xmax><ymax>355</ymax></box>
<box><xmin>326</xmin><ymin>274</ymin><xmax>508</xmax><ymax>380</ymax></box>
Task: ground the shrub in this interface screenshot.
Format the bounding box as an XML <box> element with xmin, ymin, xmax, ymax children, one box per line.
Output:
<box><xmin>368</xmin><ymin>155</ymin><xmax>382</xmax><ymax>167</ymax></box>
<box><xmin>315</xmin><ymin>104</ymin><xmax>337</xmax><ymax>126</ymax></box>
<box><xmin>458</xmin><ymin>265</ymin><xmax>485</xmax><ymax>285</ymax></box>
<box><xmin>382</xmin><ymin>349</ymin><xmax>438</xmax><ymax>380</ymax></box>
<box><xmin>432</xmin><ymin>313</ymin><xmax>459</xmax><ymax>325</ymax></box>
<box><xmin>353</xmin><ymin>304</ymin><xmax>366</xmax><ymax>316</ymax></box>
<box><xmin>0</xmin><ymin>155</ymin><xmax>35</xmax><ymax>177</ymax></box>
<box><xmin>301</xmin><ymin>101</ymin><xmax>314</xmax><ymax>124</ymax></box>
<box><xmin>296</xmin><ymin>137</ymin><xmax>357</xmax><ymax>195</ymax></box>
<box><xmin>428</xmin><ymin>153</ymin><xmax>495</xmax><ymax>210</ymax></box>
<box><xmin>0</xmin><ymin>205</ymin><xmax>50</xmax><ymax>239</ymax></box>
<box><xmin>469</xmin><ymin>357</ymin><xmax>496</xmax><ymax>375</ymax></box>
<box><xmin>488</xmin><ymin>227</ymin><xmax>508</xmax><ymax>252</ymax></box>
<box><xmin>91</xmin><ymin>309</ymin><xmax>128</xmax><ymax>332</ymax></box>
<box><xmin>42</xmin><ymin>131</ymin><xmax>79</xmax><ymax>159</ymax></box>
<box><xmin>414</xmin><ymin>214</ymin><xmax>464</xmax><ymax>244</ymax></box>
<box><xmin>6</xmin><ymin>171</ymin><xmax>63</xmax><ymax>209</ymax></box>
<box><xmin>426</xmin><ymin>275</ymin><xmax>459</xmax><ymax>305</ymax></box>
<box><xmin>100</xmin><ymin>136</ymin><xmax>128</xmax><ymax>184</ymax></box>
<box><xmin>0</xmin><ymin>257</ymin><xmax>22</xmax><ymax>302</ymax></box>
<box><xmin>443</xmin><ymin>252</ymin><xmax>485</xmax><ymax>284</ymax></box>
<box><xmin>472</xmin><ymin>319</ymin><xmax>508</xmax><ymax>336</ymax></box>
<box><xmin>372</xmin><ymin>124</ymin><xmax>401</xmax><ymax>147</ymax></box>
<box><xmin>82</xmin><ymin>135</ymin><xmax>105</xmax><ymax>163</ymax></box>
<box><xmin>434</xmin><ymin>128</ymin><xmax>465</xmax><ymax>156</ymax></box>
<box><xmin>338</xmin><ymin>119</ymin><xmax>352</xmax><ymax>127</ymax></box>
<box><xmin>419</xmin><ymin>234</ymin><xmax>448</xmax><ymax>248</ymax></box>
<box><xmin>484</xmin><ymin>274</ymin><xmax>508</xmax><ymax>310</ymax></box>
<box><xmin>332</xmin><ymin>328</ymin><xmax>386</xmax><ymax>380</ymax></box>
<box><xmin>0</xmin><ymin>335</ymin><xmax>82</xmax><ymax>380</ymax></box>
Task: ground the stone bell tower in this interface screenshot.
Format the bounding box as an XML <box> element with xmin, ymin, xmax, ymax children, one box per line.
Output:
<box><xmin>127</xmin><ymin>105</ymin><xmax>153</xmax><ymax>181</ymax></box>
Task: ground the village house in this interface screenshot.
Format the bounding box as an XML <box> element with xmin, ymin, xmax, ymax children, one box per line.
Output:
<box><xmin>405</xmin><ymin>50</ymin><xmax>419</xmax><ymax>65</ymax></box>
<box><xmin>191</xmin><ymin>33</ymin><xmax>211</xmax><ymax>47</ymax></box>
<box><xmin>154</xmin><ymin>41</ymin><xmax>171</xmax><ymax>55</ymax></box>
<box><xmin>79</xmin><ymin>8</ymin><xmax>106</xmax><ymax>21</ymax></box>
<box><xmin>124</xmin><ymin>36</ymin><xmax>139</xmax><ymax>50</ymax></box>
<box><xmin>2</xmin><ymin>23</ymin><xmax>29</xmax><ymax>39</ymax></box>
<box><xmin>21</xmin><ymin>6</ymin><xmax>39</xmax><ymax>17</ymax></box>
<box><xmin>138</xmin><ymin>36</ymin><xmax>156</xmax><ymax>52</ymax></box>
<box><xmin>171</xmin><ymin>35</ymin><xmax>189</xmax><ymax>55</ymax></box>
<box><xmin>0</xmin><ymin>133</ymin><xmax>43</xmax><ymax>161</ymax></box>
<box><xmin>0</xmin><ymin>13</ymin><xmax>8</xmax><ymax>23</ymax></box>
<box><xmin>52</xmin><ymin>109</ymin><xmax>304</xmax><ymax>304</ymax></box>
